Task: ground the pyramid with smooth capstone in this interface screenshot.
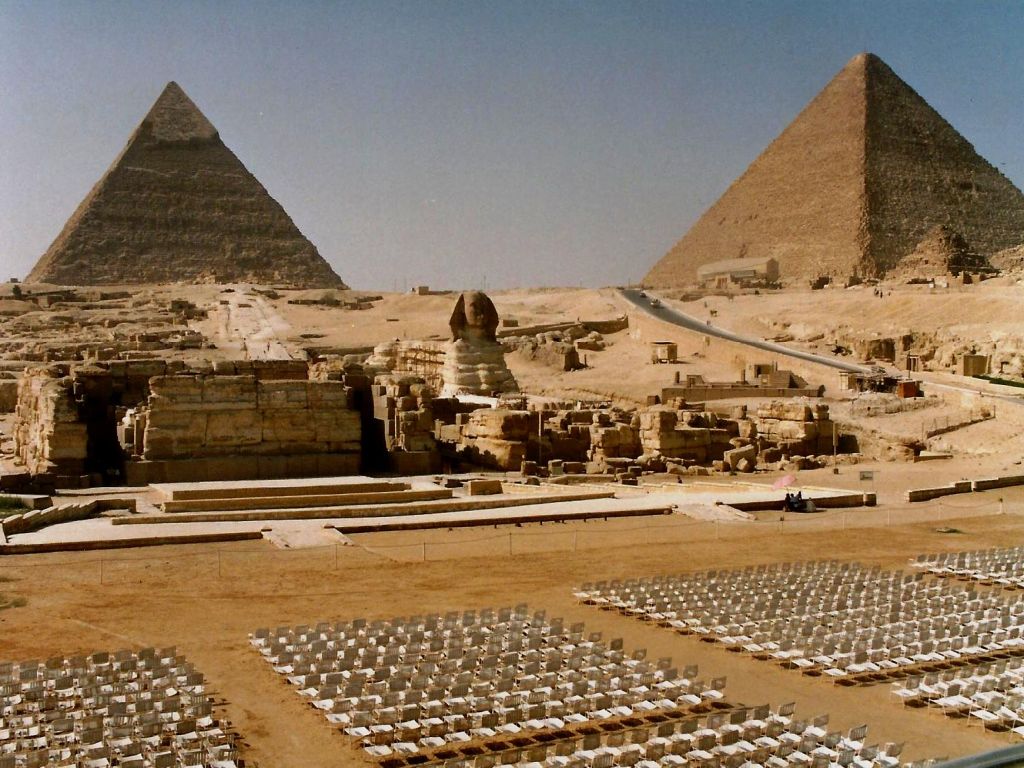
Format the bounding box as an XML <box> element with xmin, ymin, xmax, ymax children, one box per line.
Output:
<box><xmin>27</xmin><ymin>82</ymin><xmax>346</xmax><ymax>288</ymax></box>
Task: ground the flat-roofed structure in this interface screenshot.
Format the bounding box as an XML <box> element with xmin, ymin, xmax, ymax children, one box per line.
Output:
<box><xmin>696</xmin><ymin>256</ymin><xmax>779</xmax><ymax>288</ymax></box>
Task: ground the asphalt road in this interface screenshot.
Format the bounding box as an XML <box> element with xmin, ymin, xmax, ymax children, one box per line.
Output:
<box><xmin>618</xmin><ymin>288</ymin><xmax>872</xmax><ymax>374</ymax></box>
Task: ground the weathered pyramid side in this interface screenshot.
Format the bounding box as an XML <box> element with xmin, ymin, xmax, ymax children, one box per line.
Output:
<box><xmin>644</xmin><ymin>54</ymin><xmax>873</xmax><ymax>286</ymax></box>
<box><xmin>27</xmin><ymin>82</ymin><xmax>347</xmax><ymax>288</ymax></box>
<box><xmin>862</xmin><ymin>56</ymin><xmax>1024</xmax><ymax>274</ymax></box>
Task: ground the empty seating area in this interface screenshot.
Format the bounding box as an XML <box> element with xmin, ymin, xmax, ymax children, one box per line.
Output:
<box><xmin>912</xmin><ymin>547</ymin><xmax>1024</xmax><ymax>590</ymax></box>
<box><xmin>250</xmin><ymin>606</ymin><xmax>733</xmax><ymax>761</ymax></box>
<box><xmin>374</xmin><ymin>705</ymin><xmax>911</xmax><ymax>768</ymax></box>
<box><xmin>893</xmin><ymin>657</ymin><xmax>1024</xmax><ymax>738</ymax></box>
<box><xmin>575</xmin><ymin>561</ymin><xmax>1024</xmax><ymax>684</ymax></box>
<box><xmin>0</xmin><ymin>648</ymin><xmax>238</xmax><ymax>768</ymax></box>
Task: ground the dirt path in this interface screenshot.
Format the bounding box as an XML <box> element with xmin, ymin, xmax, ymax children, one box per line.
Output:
<box><xmin>203</xmin><ymin>285</ymin><xmax>301</xmax><ymax>361</ymax></box>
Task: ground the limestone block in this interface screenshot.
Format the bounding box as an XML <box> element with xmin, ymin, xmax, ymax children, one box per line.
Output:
<box><xmin>315</xmin><ymin>410</ymin><xmax>361</xmax><ymax>444</ymax></box>
<box><xmin>639</xmin><ymin>409</ymin><xmax>678</xmax><ymax>432</ymax></box>
<box><xmin>463</xmin><ymin>437</ymin><xmax>525</xmax><ymax>471</ymax></box>
<box><xmin>756</xmin><ymin>402</ymin><xmax>813</xmax><ymax>421</ymax></box>
<box><xmin>466</xmin><ymin>479</ymin><xmax>503</xmax><ymax>495</ymax></box>
<box><xmin>145</xmin><ymin>408</ymin><xmax>207</xmax><ymax>436</ymax></box>
<box><xmin>724</xmin><ymin>443</ymin><xmax>758</xmax><ymax>471</ymax></box>
<box><xmin>149</xmin><ymin>376</ymin><xmax>202</xmax><ymax>400</ymax></box>
<box><xmin>262</xmin><ymin>410</ymin><xmax>316</xmax><ymax>443</ymax></box>
<box><xmin>202</xmin><ymin>377</ymin><xmax>258</xmax><ymax>408</ymax></box>
<box><xmin>465</xmin><ymin>410</ymin><xmax>531</xmax><ymax>441</ymax></box>
<box><xmin>308</xmin><ymin>382</ymin><xmax>351</xmax><ymax>409</ymax></box>
<box><xmin>206</xmin><ymin>409</ymin><xmax>262</xmax><ymax>446</ymax></box>
<box><xmin>257</xmin><ymin>380</ymin><xmax>309</xmax><ymax>410</ymax></box>
<box><xmin>42</xmin><ymin>424</ymin><xmax>89</xmax><ymax>460</ymax></box>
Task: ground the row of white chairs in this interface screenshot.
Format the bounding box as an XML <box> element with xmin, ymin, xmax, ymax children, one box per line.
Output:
<box><xmin>252</xmin><ymin>608</ymin><xmax>726</xmax><ymax>757</ymax></box>
<box><xmin>575</xmin><ymin>563</ymin><xmax>1024</xmax><ymax>680</ymax></box>
<box><xmin>0</xmin><ymin>650</ymin><xmax>238</xmax><ymax>768</ymax></box>
<box><xmin>893</xmin><ymin>657</ymin><xmax>1024</xmax><ymax>738</ymax></box>
<box><xmin>388</xmin><ymin>705</ymin><xmax>908</xmax><ymax>768</ymax></box>
<box><xmin>912</xmin><ymin>547</ymin><xmax>1024</xmax><ymax>589</ymax></box>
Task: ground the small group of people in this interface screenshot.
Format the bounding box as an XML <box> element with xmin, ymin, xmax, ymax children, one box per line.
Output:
<box><xmin>783</xmin><ymin>490</ymin><xmax>816</xmax><ymax>513</ymax></box>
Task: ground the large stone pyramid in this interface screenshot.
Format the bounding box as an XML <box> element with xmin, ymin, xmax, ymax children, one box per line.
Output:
<box><xmin>644</xmin><ymin>53</ymin><xmax>1024</xmax><ymax>285</ymax></box>
<box><xmin>28</xmin><ymin>82</ymin><xmax>347</xmax><ymax>288</ymax></box>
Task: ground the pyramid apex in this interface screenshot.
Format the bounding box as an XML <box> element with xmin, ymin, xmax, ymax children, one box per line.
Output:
<box><xmin>140</xmin><ymin>81</ymin><xmax>218</xmax><ymax>144</ymax></box>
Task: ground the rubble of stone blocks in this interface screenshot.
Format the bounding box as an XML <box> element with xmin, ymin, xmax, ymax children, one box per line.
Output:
<box><xmin>365</xmin><ymin>340</ymin><xmax>447</xmax><ymax>392</ymax></box>
<box><xmin>638</xmin><ymin>407</ymin><xmax>733</xmax><ymax>465</ymax></box>
<box><xmin>753</xmin><ymin>400</ymin><xmax>836</xmax><ymax>456</ymax></box>
<box><xmin>0</xmin><ymin>288</ymin><xmax>211</xmax><ymax>364</ymax></box>
<box><xmin>369</xmin><ymin>375</ymin><xmax>441</xmax><ymax>473</ymax></box>
<box><xmin>431</xmin><ymin>399</ymin><xmax>847</xmax><ymax>476</ymax></box>
<box><xmin>444</xmin><ymin>408</ymin><xmax>533</xmax><ymax>470</ymax></box>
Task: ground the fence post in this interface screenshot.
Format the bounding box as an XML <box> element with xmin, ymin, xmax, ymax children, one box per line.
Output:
<box><xmin>421</xmin><ymin>541</ymin><xmax>427</xmax><ymax>562</ymax></box>
<box><xmin>217</xmin><ymin>550</ymin><xmax>222</xmax><ymax>579</ymax></box>
<box><xmin>334</xmin><ymin>543</ymin><xmax>339</xmax><ymax>569</ymax></box>
<box><xmin>99</xmin><ymin>559</ymin><xmax>104</xmax><ymax>585</ymax></box>
<box><xmin>572</xmin><ymin>530</ymin><xmax>578</xmax><ymax>552</ymax></box>
<box><xmin>508</xmin><ymin>532</ymin><xmax>513</xmax><ymax>556</ymax></box>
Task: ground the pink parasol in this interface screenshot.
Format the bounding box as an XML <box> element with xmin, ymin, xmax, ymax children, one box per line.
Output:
<box><xmin>772</xmin><ymin>474</ymin><xmax>797</xmax><ymax>490</ymax></box>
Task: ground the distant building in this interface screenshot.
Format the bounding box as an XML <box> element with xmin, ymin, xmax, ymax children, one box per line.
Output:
<box><xmin>696</xmin><ymin>256</ymin><xmax>779</xmax><ymax>288</ymax></box>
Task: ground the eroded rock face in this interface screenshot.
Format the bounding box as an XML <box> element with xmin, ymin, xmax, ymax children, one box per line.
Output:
<box><xmin>27</xmin><ymin>82</ymin><xmax>346</xmax><ymax>288</ymax></box>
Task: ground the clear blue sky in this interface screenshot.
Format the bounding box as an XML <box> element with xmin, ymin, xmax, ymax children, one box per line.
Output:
<box><xmin>2</xmin><ymin>0</ymin><xmax>1023</xmax><ymax>289</ymax></box>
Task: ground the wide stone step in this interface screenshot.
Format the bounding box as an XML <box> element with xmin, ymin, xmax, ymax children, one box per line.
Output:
<box><xmin>152</xmin><ymin>475</ymin><xmax>406</xmax><ymax>502</ymax></box>
<box><xmin>161</xmin><ymin>488</ymin><xmax>453</xmax><ymax>513</ymax></box>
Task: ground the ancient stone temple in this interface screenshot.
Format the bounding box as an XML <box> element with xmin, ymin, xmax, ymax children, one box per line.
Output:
<box><xmin>644</xmin><ymin>53</ymin><xmax>1024</xmax><ymax>285</ymax></box>
<box><xmin>27</xmin><ymin>82</ymin><xmax>346</xmax><ymax>288</ymax></box>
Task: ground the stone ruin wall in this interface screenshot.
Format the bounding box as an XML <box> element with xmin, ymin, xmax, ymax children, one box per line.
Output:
<box><xmin>132</xmin><ymin>376</ymin><xmax>358</xmax><ymax>458</ymax></box>
<box><xmin>432</xmin><ymin>398</ymin><xmax>841</xmax><ymax>474</ymax></box>
<box><xmin>366</xmin><ymin>341</ymin><xmax>447</xmax><ymax>392</ymax></box>
<box><xmin>10</xmin><ymin>361</ymin><xmax>363</xmax><ymax>486</ymax></box>
<box><xmin>13</xmin><ymin>368</ymin><xmax>88</xmax><ymax>477</ymax></box>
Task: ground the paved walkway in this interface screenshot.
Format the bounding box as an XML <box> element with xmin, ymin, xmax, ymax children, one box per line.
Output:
<box><xmin>620</xmin><ymin>288</ymin><xmax>871</xmax><ymax>373</ymax></box>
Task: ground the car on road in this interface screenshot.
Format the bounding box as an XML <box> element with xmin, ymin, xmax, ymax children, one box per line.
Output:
<box><xmin>649</xmin><ymin>298</ymin><xmax>662</xmax><ymax>308</ymax></box>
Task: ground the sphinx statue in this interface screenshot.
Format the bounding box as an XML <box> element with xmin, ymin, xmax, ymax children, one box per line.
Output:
<box><xmin>441</xmin><ymin>291</ymin><xmax>517</xmax><ymax>397</ymax></box>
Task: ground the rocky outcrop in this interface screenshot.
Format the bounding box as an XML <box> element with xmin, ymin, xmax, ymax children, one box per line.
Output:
<box><xmin>27</xmin><ymin>82</ymin><xmax>345</xmax><ymax>288</ymax></box>
<box><xmin>645</xmin><ymin>53</ymin><xmax>1024</xmax><ymax>285</ymax></box>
